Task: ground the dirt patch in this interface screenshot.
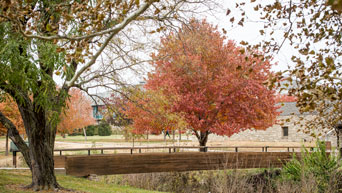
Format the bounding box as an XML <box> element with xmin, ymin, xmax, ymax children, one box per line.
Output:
<box><xmin>0</xmin><ymin>155</ymin><xmax>13</xmax><ymax>167</ymax></box>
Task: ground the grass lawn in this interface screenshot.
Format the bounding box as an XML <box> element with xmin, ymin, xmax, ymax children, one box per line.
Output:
<box><xmin>0</xmin><ymin>170</ymin><xmax>164</xmax><ymax>193</ymax></box>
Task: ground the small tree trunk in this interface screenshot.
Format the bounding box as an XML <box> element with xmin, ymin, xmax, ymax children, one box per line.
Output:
<box><xmin>83</xmin><ymin>127</ymin><xmax>87</xmax><ymax>141</ymax></box>
<box><xmin>179</xmin><ymin>129</ymin><xmax>181</xmax><ymax>141</ymax></box>
<box><xmin>194</xmin><ymin>130</ymin><xmax>209</xmax><ymax>152</ymax></box>
<box><xmin>5</xmin><ymin>131</ymin><xmax>9</xmax><ymax>156</ymax></box>
<box><xmin>199</xmin><ymin>138</ymin><xmax>208</xmax><ymax>152</ymax></box>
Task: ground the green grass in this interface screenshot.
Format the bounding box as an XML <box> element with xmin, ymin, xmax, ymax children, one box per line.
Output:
<box><xmin>0</xmin><ymin>170</ymin><xmax>164</xmax><ymax>193</ymax></box>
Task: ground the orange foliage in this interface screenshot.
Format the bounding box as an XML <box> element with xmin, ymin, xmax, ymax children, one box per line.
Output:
<box><xmin>57</xmin><ymin>89</ymin><xmax>95</xmax><ymax>135</ymax></box>
<box><xmin>0</xmin><ymin>97</ymin><xmax>25</xmax><ymax>136</ymax></box>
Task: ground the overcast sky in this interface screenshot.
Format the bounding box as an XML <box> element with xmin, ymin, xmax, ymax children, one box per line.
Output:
<box><xmin>209</xmin><ymin>1</ymin><xmax>295</xmax><ymax>73</ymax></box>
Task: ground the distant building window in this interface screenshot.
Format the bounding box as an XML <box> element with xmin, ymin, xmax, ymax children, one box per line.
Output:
<box><xmin>282</xmin><ymin>126</ymin><xmax>289</xmax><ymax>137</ymax></box>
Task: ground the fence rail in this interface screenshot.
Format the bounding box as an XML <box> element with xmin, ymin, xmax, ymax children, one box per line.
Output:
<box><xmin>9</xmin><ymin>142</ymin><xmax>331</xmax><ymax>169</ymax></box>
<box><xmin>53</xmin><ymin>143</ymin><xmax>331</xmax><ymax>156</ymax></box>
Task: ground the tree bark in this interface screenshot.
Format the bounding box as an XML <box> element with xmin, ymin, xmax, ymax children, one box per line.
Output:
<box><xmin>5</xmin><ymin>131</ymin><xmax>9</xmax><ymax>156</ymax></box>
<box><xmin>28</xmin><ymin>125</ymin><xmax>60</xmax><ymax>191</ymax></box>
<box><xmin>194</xmin><ymin>130</ymin><xmax>209</xmax><ymax>152</ymax></box>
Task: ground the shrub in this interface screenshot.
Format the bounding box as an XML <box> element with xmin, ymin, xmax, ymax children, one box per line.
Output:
<box><xmin>98</xmin><ymin>122</ymin><xmax>112</xmax><ymax>136</ymax></box>
<box><xmin>84</xmin><ymin>125</ymin><xmax>96</xmax><ymax>136</ymax></box>
<box><xmin>281</xmin><ymin>140</ymin><xmax>340</xmax><ymax>192</ymax></box>
<box><xmin>68</xmin><ymin>132</ymin><xmax>80</xmax><ymax>136</ymax></box>
<box><xmin>69</xmin><ymin>128</ymin><xmax>82</xmax><ymax>136</ymax></box>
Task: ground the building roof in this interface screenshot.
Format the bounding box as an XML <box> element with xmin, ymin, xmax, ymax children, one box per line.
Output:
<box><xmin>277</xmin><ymin>102</ymin><xmax>311</xmax><ymax>116</ymax></box>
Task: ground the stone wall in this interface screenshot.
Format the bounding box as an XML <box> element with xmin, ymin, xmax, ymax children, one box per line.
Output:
<box><xmin>206</xmin><ymin>115</ymin><xmax>338</xmax><ymax>147</ymax></box>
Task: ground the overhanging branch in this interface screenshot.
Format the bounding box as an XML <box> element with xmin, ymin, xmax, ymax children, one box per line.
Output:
<box><xmin>20</xmin><ymin>1</ymin><xmax>155</xmax><ymax>41</ymax></box>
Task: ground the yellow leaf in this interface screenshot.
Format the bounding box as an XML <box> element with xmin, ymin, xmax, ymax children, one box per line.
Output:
<box><xmin>46</xmin><ymin>23</ymin><xmax>52</xmax><ymax>32</ymax></box>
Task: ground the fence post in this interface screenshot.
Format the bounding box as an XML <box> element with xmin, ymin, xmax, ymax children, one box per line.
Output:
<box><xmin>101</xmin><ymin>149</ymin><xmax>104</xmax><ymax>154</ymax></box>
<box><xmin>235</xmin><ymin>147</ymin><xmax>238</xmax><ymax>152</ymax></box>
<box><xmin>88</xmin><ymin>150</ymin><xmax>90</xmax><ymax>156</ymax></box>
<box><xmin>13</xmin><ymin>151</ymin><xmax>17</xmax><ymax>168</ymax></box>
<box><xmin>130</xmin><ymin>149</ymin><xmax>133</xmax><ymax>154</ymax></box>
<box><xmin>60</xmin><ymin>150</ymin><xmax>62</xmax><ymax>156</ymax></box>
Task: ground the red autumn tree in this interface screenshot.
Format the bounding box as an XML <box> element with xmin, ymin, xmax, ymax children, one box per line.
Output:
<box><xmin>57</xmin><ymin>89</ymin><xmax>95</xmax><ymax>136</ymax></box>
<box><xmin>121</xmin><ymin>88</ymin><xmax>187</xmax><ymax>136</ymax></box>
<box><xmin>146</xmin><ymin>19</ymin><xmax>279</xmax><ymax>150</ymax></box>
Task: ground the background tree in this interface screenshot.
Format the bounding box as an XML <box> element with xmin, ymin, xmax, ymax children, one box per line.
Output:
<box><xmin>121</xmin><ymin>88</ymin><xmax>188</xmax><ymax>137</ymax></box>
<box><xmin>230</xmin><ymin>0</ymin><xmax>342</xmax><ymax>154</ymax></box>
<box><xmin>57</xmin><ymin>88</ymin><xmax>95</xmax><ymax>137</ymax></box>
<box><xmin>0</xmin><ymin>0</ymin><xmax>218</xmax><ymax>190</ymax></box>
<box><xmin>146</xmin><ymin>19</ymin><xmax>279</xmax><ymax>151</ymax></box>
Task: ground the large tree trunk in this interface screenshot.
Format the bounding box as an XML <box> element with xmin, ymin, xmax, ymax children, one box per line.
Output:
<box><xmin>15</xmin><ymin>101</ymin><xmax>61</xmax><ymax>190</ymax></box>
<box><xmin>27</xmin><ymin>127</ymin><xmax>60</xmax><ymax>190</ymax></box>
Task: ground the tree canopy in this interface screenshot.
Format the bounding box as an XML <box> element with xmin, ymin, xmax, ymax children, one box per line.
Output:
<box><xmin>142</xmin><ymin>19</ymin><xmax>279</xmax><ymax>148</ymax></box>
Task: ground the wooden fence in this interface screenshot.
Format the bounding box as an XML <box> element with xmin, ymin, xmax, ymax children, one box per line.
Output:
<box><xmin>50</xmin><ymin>142</ymin><xmax>331</xmax><ymax>176</ymax></box>
<box><xmin>11</xmin><ymin>143</ymin><xmax>331</xmax><ymax>175</ymax></box>
<box><xmin>64</xmin><ymin>152</ymin><xmax>302</xmax><ymax>176</ymax></box>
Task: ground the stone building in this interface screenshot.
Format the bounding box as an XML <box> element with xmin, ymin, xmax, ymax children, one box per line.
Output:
<box><xmin>211</xmin><ymin>102</ymin><xmax>337</xmax><ymax>146</ymax></box>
